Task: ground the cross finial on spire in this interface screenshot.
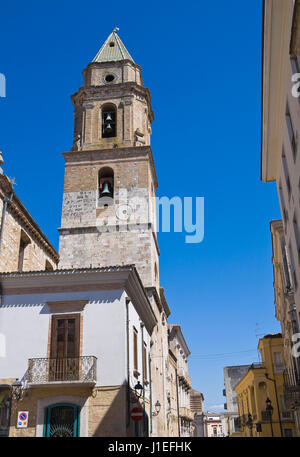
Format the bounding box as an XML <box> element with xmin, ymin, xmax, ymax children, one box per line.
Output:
<box><xmin>113</xmin><ymin>27</ymin><xmax>119</xmax><ymax>33</ymax></box>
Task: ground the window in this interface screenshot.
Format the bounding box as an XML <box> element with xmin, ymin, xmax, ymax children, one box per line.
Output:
<box><xmin>282</xmin><ymin>148</ymin><xmax>291</xmax><ymax>200</ymax></box>
<box><xmin>282</xmin><ymin>244</ymin><xmax>292</xmax><ymax>290</ymax></box>
<box><xmin>18</xmin><ymin>230</ymin><xmax>30</xmax><ymax>272</ymax></box>
<box><xmin>293</xmin><ymin>215</ymin><xmax>300</xmax><ymax>264</ymax></box>
<box><xmin>102</xmin><ymin>104</ymin><xmax>116</xmax><ymax>138</ymax></box>
<box><xmin>286</xmin><ymin>104</ymin><xmax>297</xmax><ymax>161</ymax></box>
<box><xmin>294</xmin><ymin>270</ymin><xmax>298</xmax><ymax>291</ymax></box>
<box><xmin>99</xmin><ymin>167</ymin><xmax>114</xmax><ymax>200</ymax></box>
<box><xmin>143</xmin><ymin>342</ymin><xmax>148</xmax><ymax>382</ymax></box>
<box><xmin>283</xmin><ymin>428</ymin><xmax>293</xmax><ymax>437</ymax></box>
<box><xmin>133</xmin><ymin>327</ymin><xmax>138</xmax><ymax>373</ymax></box>
<box><xmin>273</xmin><ymin>352</ymin><xmax>284</xmax><ymax>372</ymax></box>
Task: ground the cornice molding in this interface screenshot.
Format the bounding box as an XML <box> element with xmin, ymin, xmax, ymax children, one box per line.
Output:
<box><xmin>72</xmin><ymin>82</ymin><xmax>154</xmax><ymax>123</ymax></box>
<box><xmin>62</xmin><ymin>145</ymin><xmax>158</xmax><ymax>190</ymax></box>
<box><xmin>0</xmin><ymin>266</ymin><xmax>157</xmax><ymax>334</ymax></box>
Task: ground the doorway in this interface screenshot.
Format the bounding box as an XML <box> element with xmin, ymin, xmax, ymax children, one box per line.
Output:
<box><xmin>49</xmin><ymin>315</ymin><xmax>80</xmax><ymax>381</ymax></box>
<box><xmin>44</xmin><ymin>403</ymin><xmax>80</xmax><ymax>437</ymax></box>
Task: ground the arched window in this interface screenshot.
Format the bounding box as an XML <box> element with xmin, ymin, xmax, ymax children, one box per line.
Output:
<box><xmin>43</xmin><ymin>403</ymin><xmax>81</xmax><ymax>437</ymax></box>
<box><xmin>99</xmin><ymin>167</ymin><xmax>114</xmax><ymax>200</ymax></box>
<box><xmin>102</xmin><ymin>104</ymin><xmax>116</xmax><ymax>138</ymax></box>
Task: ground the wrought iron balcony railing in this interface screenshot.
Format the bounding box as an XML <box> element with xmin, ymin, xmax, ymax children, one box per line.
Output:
<box><xmin>283</xmin><ymin>368</ymin><xmax>300</xmax><ymax>408</ymax></box>
<box><xmin>28</xmin><ymin>356</ymin><xmax>97</xmax><ymax>385</ymax></box>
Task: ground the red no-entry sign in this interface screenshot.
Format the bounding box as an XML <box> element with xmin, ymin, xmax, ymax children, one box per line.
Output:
<box><xmin>131</xmin><ymin>407</ymin><xmax>143</xmax><ymax>422</ymax></box>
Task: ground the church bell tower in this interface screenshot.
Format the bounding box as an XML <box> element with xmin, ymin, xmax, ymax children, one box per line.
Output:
<box><xmin>58</xmin><ymin>28</ymin><xmax>159</xmax><ymax>288</ymax></box>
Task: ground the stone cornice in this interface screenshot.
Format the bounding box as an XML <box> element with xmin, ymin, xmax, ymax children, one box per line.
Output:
<box><xmin>72</xmin><ymin>81</ymin><xmax>154</xmax><ymax>123</ymax></box>
<box><xmin>62</xmin><ymin>145</ymin><xmax>158</xmax><ymax>190</ymax></box>
<box><xmin>168</xmin><ymin>324</ymin><xmax>191</xmax><ymax>357</ymax></box>
<box><xmin>160</xmin><ymin>287</ymin><xmax>171</xmax><ymax>317</ymax></box>
<box><xmin>84</xmin><ymin>59</ymin><xmax>142</xmax><ymax>74</ymax></box>
<box><xmin>0</xmin><ymin>265</ymin><xmax>157</xmax><ymax>334</ymax></box>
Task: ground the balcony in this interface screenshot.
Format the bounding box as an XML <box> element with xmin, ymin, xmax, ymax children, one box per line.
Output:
<box><xmin>238</xmin><ymin>413</ymin><xmax>257</xmax><ymax>428</ymax></box>
<box><xmin>283</xmin><ymin>369</ymin><xmax>300</xmax><ymax>409</ymax></box>
<box><xmin>281</xmin><ymin>410</ymin><xmax>293</xmax><ymax>420</ymax></box>
<box><xmin>27</xmin><ymin>356</ymin><xmax>97</xmax><ymax>387</ymax></box>
<box><xmin>179</xmin><ymin>406</ymin><xmax>194</xmax><ymax>421</ymax></box>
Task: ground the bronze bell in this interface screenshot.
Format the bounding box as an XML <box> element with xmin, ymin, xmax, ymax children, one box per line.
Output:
<box><xmin>101</xmin><ymin>181</ymin><xmax>112</xmax><ymax>197</ymax></box>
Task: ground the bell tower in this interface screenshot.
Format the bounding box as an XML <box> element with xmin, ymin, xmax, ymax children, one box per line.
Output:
<box><xmin>58</xmin><ymin>28</ymin><xmax>159</xmax><ymax>289</ymax></box>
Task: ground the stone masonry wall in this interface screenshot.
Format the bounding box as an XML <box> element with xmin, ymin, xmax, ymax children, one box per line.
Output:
<box><xmin>0</xmin><ymin>193</ymin><xmax>58</xmax><ymax>273</ymax></box>
<box><xmin>59</xmin><ymin>149</ymin><xmax>159</xmax><ymax>288</ymax></box>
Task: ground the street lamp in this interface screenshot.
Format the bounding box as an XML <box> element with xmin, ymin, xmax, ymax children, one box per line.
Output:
<box><xmin>134</xmin><ymin>381</ymin><xmax>143</xmax><ymax>397</ymax></box>
<box><xmin>152</xmin><ymin>400</ymin><xmax>161</xmax><ymax>416</ymax></box>
<box><xmin>246</xmin><ymin>413</ymin><xmax>253</xmax><ymax>437</ymax></box>
<box><xmin>266</xmin><ymin>397</ymin><xmax>274</xmax><ymax>437</ymax></box>
<box><xmin>265</xmin><ymin>372</ymin><xmax>283</xmax><ymax>437</ymax></box>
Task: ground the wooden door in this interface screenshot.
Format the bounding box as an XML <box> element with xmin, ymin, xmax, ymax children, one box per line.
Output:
<box><xmin>49</xmin><ymin>315</ymin><xmax>80</xmax><ymax>381</ymax></box>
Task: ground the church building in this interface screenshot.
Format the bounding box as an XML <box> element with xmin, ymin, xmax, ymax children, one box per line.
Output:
<box><xmin>0</xmin><ymin>29</ymin><xmax>194</xmax><ymax>437</ymax></box>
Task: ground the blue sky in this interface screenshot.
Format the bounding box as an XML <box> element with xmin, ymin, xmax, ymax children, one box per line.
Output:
<box><xmin>0</xmin><ymin>0</ymin><xmax>281</xmax><ymax>411</ymax></box>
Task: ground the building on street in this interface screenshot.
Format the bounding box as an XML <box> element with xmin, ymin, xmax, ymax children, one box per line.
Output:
<box><xmin>204</xmin><ymin>412</ymin><xmax>223</xmax><ymax>437</ymax></box>
<box><xmin>235</xmin><ymin>334</ymin><xmax>296</xmax><ymax>437</ymax></box>
<box><xmin>190</xmin><ymin>389</ymin><xmax>205</xmax><ymax>437</ymax></box>
<box><xmin>168</xmin><ymin>325</ymin><xmax>193</xmax><ymax>437</ymax></box>
<box><xmin>223</xmin><ymin>365</ymin><xmax>251</xmax><ymax>436</ymax></box>
<box><xmin>0</xmin><ymin>29</ymin><xmax>197</xmax><ymax>437</ymax></box>
<box><xmin>261</xmin><ymin>0</ymin><xmax>300</xmax><ymax>436</ymax></box>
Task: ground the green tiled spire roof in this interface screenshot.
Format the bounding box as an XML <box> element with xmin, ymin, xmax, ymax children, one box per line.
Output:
<box><xmin>93</xmin><ymin>28</ymin><xmax>134</xmax><ymax>63</ymax></box>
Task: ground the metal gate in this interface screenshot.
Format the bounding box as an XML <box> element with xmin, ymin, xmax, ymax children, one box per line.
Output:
<box><xmin>44</xmin><ymin>403</ymin><xmax>80</xmax><ymax>437</ymax></box>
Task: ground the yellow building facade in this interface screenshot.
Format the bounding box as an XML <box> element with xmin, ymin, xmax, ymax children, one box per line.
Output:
<box><xmin>235</xmin><ymin>334</ymin><xmax>296</xmax><ymax>437</ymax></box>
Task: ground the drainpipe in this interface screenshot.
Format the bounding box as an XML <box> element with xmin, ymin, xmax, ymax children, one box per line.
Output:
<box><xmin>126</xmin><ymin>298</ymin><xmax>130</xmax><ymax>429</ymax></box>
<box><xmin>175</xmin><ymin>368</ymin><xmax>181</xmax><ymax>437</ymax></box>
<box><xmin>140</xmin><ymin>322</ymin><xmax>145</xmax><ymax>436</ymax></box>
<box><xmin>265</xmin><ymin>372</ymin><xmax>283</xmax><ymax>437</ymax></box>
<box><xmin>0</xmin><ymin>193</ymin><xmax>13</xmax><ymax>252</ymax></box>
<box><xmin>149</xmin><ymin>342</ymin><xmax>153</xmax><ymax>436</ymax></box>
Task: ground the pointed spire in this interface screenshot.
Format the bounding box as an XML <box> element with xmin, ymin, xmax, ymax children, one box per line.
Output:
<box><xmin>93</xmin><ymin>28</ymin><xmax>134</xmax><ymax>63</ymax></box>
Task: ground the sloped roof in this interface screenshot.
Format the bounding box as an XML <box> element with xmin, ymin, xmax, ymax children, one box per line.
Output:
<box><xmin>93</xmin><ymin>28</ymin><xmax>134</xmax><ymax>63</ymax></box>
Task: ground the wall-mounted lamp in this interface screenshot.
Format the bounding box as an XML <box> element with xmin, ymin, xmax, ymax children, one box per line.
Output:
<box><xmin>134</xmin><ymin>381</ymin><xmax>143</xmax><ymax>398</ymax></box>
<box><xmin>152</xmin><ymin>400</ymin><xmax>161</xmax><ymax>416</ymax></box>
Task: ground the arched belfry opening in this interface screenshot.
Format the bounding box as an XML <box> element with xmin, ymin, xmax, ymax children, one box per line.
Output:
<box><xmin>99</xmin><ymin>167</ymin><xmax>114</xmax><ymax>200</ymax></box>
<box><xmin>102</xmin><ymin>104</ymin><xmax>117</xmax><ymax>138</ymax></box>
